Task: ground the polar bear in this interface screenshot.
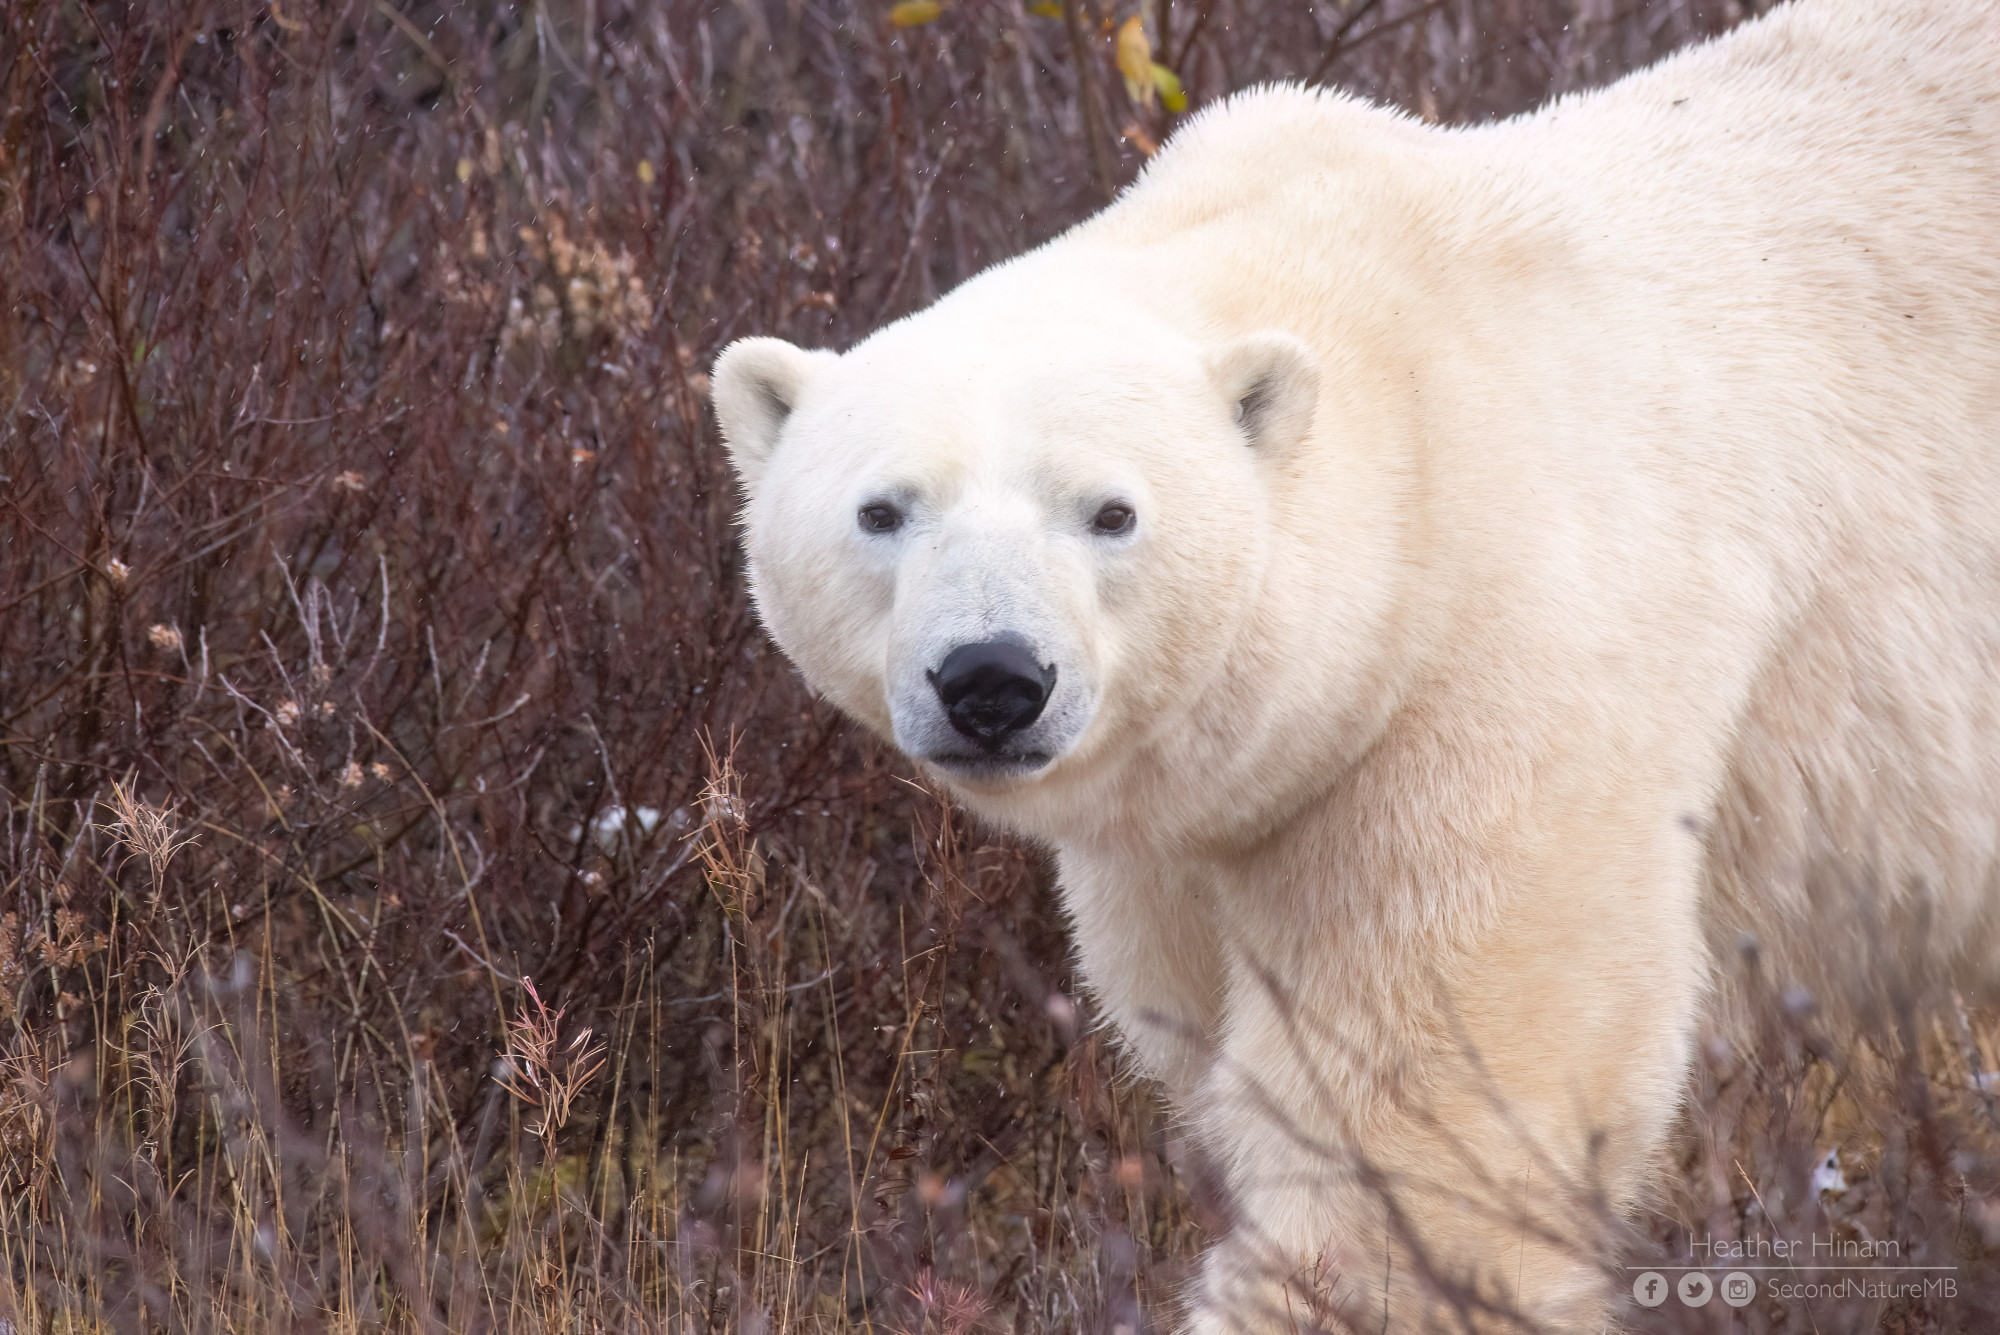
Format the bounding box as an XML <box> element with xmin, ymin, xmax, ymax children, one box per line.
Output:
<box><xmin>712</xmin><ymin>0</ymin><xmax>2000</xmax><ymax>1327</ymax></box>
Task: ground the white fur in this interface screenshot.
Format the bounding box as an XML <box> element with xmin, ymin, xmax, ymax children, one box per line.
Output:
<box><xmin>713</xmin><ymin>1</ymin><xmax>2000</xmax><ymax>1327</ymax></box>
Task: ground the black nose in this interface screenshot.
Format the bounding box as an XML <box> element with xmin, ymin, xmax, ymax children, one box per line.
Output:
<box><xmin>926</xmin><ymin>641</ymin><xmax>1057</xmax><ymax>748</ymax></box>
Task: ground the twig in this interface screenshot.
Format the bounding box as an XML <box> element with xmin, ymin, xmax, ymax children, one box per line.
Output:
<box><xmin>1062</xmin><ymin>0</ymin><xmax>1119</xmax><ymax>201</ymax></box>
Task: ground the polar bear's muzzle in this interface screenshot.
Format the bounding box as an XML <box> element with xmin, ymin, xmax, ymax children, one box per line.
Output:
<box><xmin>890</xmin><ymin>625</ymin><xmax>1090</xmax><ymax>780</ymax></box>
<box><xmin>879</xmin><ymin>531</ymin><xmax>1097</xmax><ymax>779</ymax></box>
<box><xmin>926</xmin><ymin>640</ymin><xmax>1058</xmax><ymax>750</ymax></box>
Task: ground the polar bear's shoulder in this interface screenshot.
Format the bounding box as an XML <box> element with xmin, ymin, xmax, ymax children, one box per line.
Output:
<box><xmin>1089</xmin><ymin>85</ymin><xmax>1431</xmax><ymax>242</ymax></box>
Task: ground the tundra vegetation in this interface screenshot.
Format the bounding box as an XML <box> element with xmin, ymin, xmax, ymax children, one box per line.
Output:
<box><xmin>2</xmin><ymin>1</ymin><xmax>1997</xmax><ymax>1332</ymax></box>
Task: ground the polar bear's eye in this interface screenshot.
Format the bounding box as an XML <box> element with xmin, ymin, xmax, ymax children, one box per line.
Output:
<box><xmin>857</xmin><ymin>502</ymin><xmax>904</xmax><ymax>534</ymax></box>
<box><xmin>1092</xmin><ymin>503</ymin><xmax>1136</xmax><ymax>536</ymax></box>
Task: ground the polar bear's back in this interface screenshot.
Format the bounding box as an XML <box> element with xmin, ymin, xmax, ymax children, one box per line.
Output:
<box><xmin>1528</xmin><ymin>0</ymin><xmax>2000</xmax><ymax>368</ymax></box>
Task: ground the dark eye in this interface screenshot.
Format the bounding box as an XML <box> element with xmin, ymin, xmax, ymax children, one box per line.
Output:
<box><xmin>858</xmin><ymin>502</ymin><xmax>903</xmax><ymax>534</ymax></box>
<box><xmin>1092</xmin><ymin>502</ymin><xmax>1136</xmax><ymax>536</ymax></box>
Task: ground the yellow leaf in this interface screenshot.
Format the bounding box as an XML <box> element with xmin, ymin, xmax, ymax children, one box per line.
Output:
<box><xmin>636</xmin><ymin>158</ymin><xmax>656</xmax><ymax>185</ymax></box>
<box><xmin>890</xmin><ymin>0</ymin><xmax>942</xmax><ymax>24</ymax></box>
<box><xmin>1115</xmin><ymin>16</ymin><xmax>1154</xmax><ymax>107</ymax></box>
<box><xmin>455</xmin><ymin>157</ymin><xmax>473</xmax><ymax>183</ymax></box>
<box><xmin>1027</xmin><ymin>0</ymin><xmax>1061</xmax><ymax>13</ymax></box>
<box><xmin>1152</xmin><ymin>62</ymin><xmax>1186</xmax><ymax>112</ymax></box>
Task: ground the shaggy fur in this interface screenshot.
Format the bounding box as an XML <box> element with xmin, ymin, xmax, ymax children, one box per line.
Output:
<box><xmin>712</xmin><ymin>1</ymin><xmax>2000</xmax><ymax>1326</ymax></box>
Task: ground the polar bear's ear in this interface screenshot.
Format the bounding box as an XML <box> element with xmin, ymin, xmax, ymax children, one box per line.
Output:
<box><xmin>1207</xmin><ymin>332</ymin><xmax>1319</xmax><ymax>457</ymax></box>
<box><xmin>711</xmin><ymin>337</ymin><xmax>838</xmax><ymax>485</ymax></box>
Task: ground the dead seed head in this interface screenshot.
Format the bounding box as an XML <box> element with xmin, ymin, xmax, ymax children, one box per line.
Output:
<box><xmin>499</xmin><ymin>975</ymin><xmax>607</xmax><ymax>1142</ymax></box>
<box><xmin>103</xmin><ymin>780</ymin><xmax>196</xmax><ymax>883</ymax></box>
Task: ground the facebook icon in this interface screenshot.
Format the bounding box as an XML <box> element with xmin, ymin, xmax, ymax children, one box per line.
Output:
<box><xmin>1632</xmin><ymin>1272</ymin><xmax>1669</xmax><ymax>1308</ymax></box>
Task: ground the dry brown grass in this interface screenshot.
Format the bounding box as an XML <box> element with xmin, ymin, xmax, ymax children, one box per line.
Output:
<box><xmin>8</xmin><ymin>1</ymin><xmax>1998</xmax><ymax>1332</ymax></box>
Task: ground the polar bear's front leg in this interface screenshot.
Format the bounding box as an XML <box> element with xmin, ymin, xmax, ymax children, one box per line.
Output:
<box><xmin>1058</xmin><ymin>850</ymin><xmax>1226</xmax><ymax>1101</ymax></box>
<box><xmin>1185</xmin><ymin>828</ymin><xmax>1708</xmax><ymax>1333</ymax></box>
<box><xmin>1185</xmin><ymin>1054</ymin><xmax>1626</xmax><ymax>1334</ymax></box>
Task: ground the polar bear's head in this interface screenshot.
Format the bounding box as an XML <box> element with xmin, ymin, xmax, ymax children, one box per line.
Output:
<box><xmin>711</xmin><ymin>268</ymin><xmax>1328</xmax><ymax>821</ymax></box>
